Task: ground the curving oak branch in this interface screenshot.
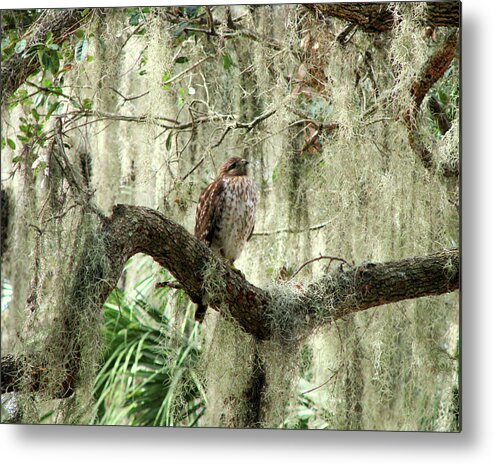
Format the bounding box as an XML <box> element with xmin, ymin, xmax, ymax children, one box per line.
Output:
<box><xmin>1</xmin><ymin>204</ymin><xmax>459</xmax><ymax>396</ymax></box>
<box><xmin>103</xmin><ymin>204</ymin><xmax>273</xmax><ymax>339</ymax></box>
<box><xmin>304</xmin><ymin>2</ymin><xmax>460</xmax><ymax>32</ymax></box>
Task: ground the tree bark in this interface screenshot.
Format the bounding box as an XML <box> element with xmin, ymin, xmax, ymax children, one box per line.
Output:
<box><xmin>1</xmin><ymin>188</ymin><xmax>11</xmax><ymax>257</ymax></box>
<box><xmin>303</xmin><ymin>249</ymin><xmax>459</xmax><ymax>321</ymax></box>
<box><xmin>1</xmin><ymin>9</ymin><xmax>86</xmax><ymax>106</ymax></box>
<box><xmin>428</xmin><ymin>95</ymin><xmax>452</xmax><ymax>136</ymax></box>
<box><xmin>304</xmin><ymin>2</ymin><xmax>460</xmax><ymax>32</ymax></box>
<box><xmin>405</xmin><ymin>29</ymin><xmax>459</xmax><ymax>178</ymax></box>
<box><xmin>0</xmin><ymin>204</ymin><xmax>459</xmax><ymax>396</ymax></box>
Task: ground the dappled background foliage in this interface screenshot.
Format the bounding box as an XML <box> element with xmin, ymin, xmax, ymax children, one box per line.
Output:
<box><xmin>1</xmin><ymin>4</ymin><xmax>459</xmax><ymax>430</ymax></box>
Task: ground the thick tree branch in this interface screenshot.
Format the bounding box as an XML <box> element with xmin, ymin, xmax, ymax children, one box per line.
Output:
<box><xmin>1</xmin><ymin>205</ymin><xmax>459</xmax><ymax>395</ymax></box>
<box><xmin>101</xmin><ymin>206</ymin><xmax>461</xmax><ymax>331</ymax></box>
<box><xmin>409</xmin><ymin>30</ymin><xmax>459</xmax><ymax>111</ymax></box>
<box><xmin>103</xmin><ymin>205</ymin><xmax>272</xmax><ymax>339</ymax></box>
<box><xmin>304</xmin><ymin>2</ymin><xmax>460</xmax><ymax>32</ymax></box>
<box><xmin>303</xmin><ymin>249</ymin><xmax>459</xmax><ymax>321</ymax></box>
<box><xmin>404</xmin><ymin>29</ymin><xmax>459</xmax><ymax>178</ymax></box>
<box><xmin>1</xmin><ymin>9</ymin><xmax>87</xmax><ymax>106</ymax></box>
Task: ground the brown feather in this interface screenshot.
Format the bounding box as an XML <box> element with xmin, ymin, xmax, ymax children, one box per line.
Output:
<box><xmin>194</xmin><ymin>178</ymin><xmax>225</xmax><ymax>246</ymax></box>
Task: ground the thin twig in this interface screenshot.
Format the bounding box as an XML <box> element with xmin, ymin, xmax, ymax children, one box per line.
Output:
<box><xmin>26</xmin><ymin>80</ymin><xmax>74</xmax><ymax>102</ymax></box>
<box><xmin>181</xmin><ymin>156</ymin><xmax>205</xmax><ymax>183</ymax></box>
<box><xmin>162</xmin><ymin>55</ymin><xmax>212</xmax><ymax>86</ymax></box>
<box><xmin>290</xmin><ymin>255</ymin><xmax>351</xmax><ymax>281</ymax></box>
<box><xmin>336</xmin><ymin>22</ymin><xmax>358</xmax><ymax>45</ymax></box>
<box><xmin>211</xmin><ymin>126</ymin><xmax>231</xmax><ymax>149</ymax></box>
<box><xmin>235</xmin><ymin>108</ymin><xmax>277</xmax><ymax>131</ymax></box>
<box><xmin>108</xmin><ymin>87</ymin><xmax>150</xmax><ymax>103</ymax></box>
<box><xmin>117</xmin><ymin>22</ymin><xmax>145</xmax><ymax>58</ymax></box>
<box><xmin>301</xmin><ymin>370</ymin><xmax>339</xmax><ymax>395</ymax></box>
<box><xmin>204</xmin><ymin>6</ymin><xmax>215</xmax><ymax>35</ymax></box>
<box><xmin>42</xmin><ymin>203</ymin><xmax>78</xmax><ymax>224</ymax></box>
<box><xmin>252</xmin><ymin>220</ymin><xmax>332</xmax><ymax>237</ymax></box>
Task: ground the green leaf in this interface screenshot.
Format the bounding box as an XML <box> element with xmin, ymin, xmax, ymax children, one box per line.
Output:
<box><xmin>93</xmin><ymin>282</ymin><xmax>204</xmax><ymax>427</ymax></box>
<box><xmin>162</xmin><ymin>71</ymin><xmax>171</xmax><ymax>91</ymax></box>
<box><xmin>33</xmin><ymin>93</ymin><xmax>45</xmax><ymax>108</ymax></box>
<box><xmin>175</xmin><ymin>56</ymin><xmax>189</xmax><ymax>64</ymax></box>
<box><xmin>165</xmin><ymin>131</ymin><xmax>173</xmax><ymax>151</ymax></box>
<box><xmin>37</xmin><ymin>49</ymin><xmax>52</xmax><ymax>71</ymax></box>
<box><xmin>50</xmin><ymin>50</ymin><xmax>60</xmax><ymax>74</ymax></box>
<box><xmin>46</xmin><ymin>101</ymin><xmax>61</xmax><ymax>118</ymax></box>
<box><xmin>48</xmin><ymin>43</ymin><xmax>59</xmax><ymax>51</ymax></box>
<box><xmin>1</xmin><ymin>37</ymin><xmax>10</xmax><ymax>50</ymax></box>
<box><xmin>222</xmin><ymin>52</ymin><xmax>234</xmax><ymax>70</ymax></box>
<box><xmin>75</xmin><ymin>29</ymin><xmax>86</xmax><ymax>39</ymax></box>
<box><xmin>15</xmin><ymin>39</ymin><xmax>27</xmax><ymax>54</ymax></box>
<box><xmin>75</xmin><ymin>38</ymin><xmax>89</xmax><ymax>62</ymax></box>
<box><xmin>129</xmin><ymin>12</ymin><xmax>140</xmax><ymax>26</ymax></box>
<box><xmin>161</xmin><ymin>71</ymin><xmax>170</xmax><ymax>83</ymax></box>
<box><xmin>82</xmin><ymin>98</ymin><xmax>93</xmax><ymax>110</ymax></box>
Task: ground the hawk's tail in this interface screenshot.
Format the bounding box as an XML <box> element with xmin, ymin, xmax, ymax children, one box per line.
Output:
<box><xmin>194</xmin><ymin>303</ymin><xmax>207</xmax><ymax>323</ymax></box>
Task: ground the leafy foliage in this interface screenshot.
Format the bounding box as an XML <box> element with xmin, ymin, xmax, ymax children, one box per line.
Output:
<box><xmin>93</xmin><ymin>284</ymin><xmax>205</xmax><ymax>426</ymax></box>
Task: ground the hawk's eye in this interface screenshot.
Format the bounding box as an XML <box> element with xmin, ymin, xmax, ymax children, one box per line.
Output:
<box><xmin>230</xmin><ymin>162</ymin><xmax>237</xmax><ymax>169</ymax></box>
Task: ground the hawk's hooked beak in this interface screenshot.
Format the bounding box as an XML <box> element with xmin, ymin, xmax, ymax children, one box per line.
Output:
<box><xmin>242</xmin><ymin>159</ymin><xmax>249</xmax><ymax>166</ymax></box>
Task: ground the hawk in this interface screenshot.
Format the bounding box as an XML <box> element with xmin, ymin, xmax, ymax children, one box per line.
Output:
<box><xmin>194</xmin><ymin>156</ymin><xmax>257</xmax><ymax>322</ymax></box>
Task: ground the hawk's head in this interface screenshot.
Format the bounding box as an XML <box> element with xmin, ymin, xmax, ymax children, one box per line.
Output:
<box><xmin>218</xmin><ymin>156</ymin><xmax>250</xmax><ymax>177</ymax></box>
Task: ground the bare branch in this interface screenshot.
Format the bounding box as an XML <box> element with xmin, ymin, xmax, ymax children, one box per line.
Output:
<box><xmin>234</xmin><ymin>108</ymin><xmax>277</xmax><ymax>131</ymax></box>
<box><xmin>304</xmin><ymin>3</ymin><xmax>460</xmax><ymax>32</ymax></box>
<box><xmin>290</xmin><ymin>255</ymin><xmax>351</xmax><ymax>281</ymax></box>
<box><xmin>204</xmin><ymin>6</ymin><xmax>215</xmax><ymax>35</ymax></box>
<box><xmin>404</xmin><ymin>29</ymin><xmax>459</xmax><ymax>178</ymax></box>
<box><xmin>108</xmin><ymin>87</ymin><xmax>150</xmax><ymax>103</ymax></box>
<box><xmin>252</xmin><ymin>219</ymin><xmax>332</xmax><ymax>237</ymax></box>
<box><xmin>163</xmin><ymin>55</ymin><xmax>213</xmax><ymax>86</ymax></box>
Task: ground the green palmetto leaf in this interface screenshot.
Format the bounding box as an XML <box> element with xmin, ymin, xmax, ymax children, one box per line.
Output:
<box><xmin>93</xmin><ymin>280</ymin><xmax>204</xmax><ymax>426</ymax></box>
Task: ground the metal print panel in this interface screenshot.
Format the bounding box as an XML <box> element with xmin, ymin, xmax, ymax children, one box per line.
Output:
<box><xmin>0</xmin><ymin>2</ymin><xmax>460</xmax><ymax>430</ymax></box>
